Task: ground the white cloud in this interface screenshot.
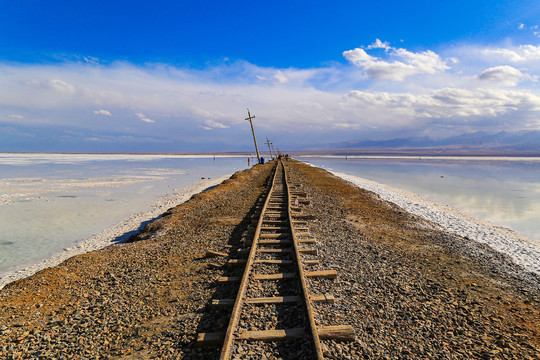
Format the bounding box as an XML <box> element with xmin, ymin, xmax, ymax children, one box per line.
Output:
<box><xmin>83</xmin><ymin>56</ymin><xmax>100</xmax><ymax>64</ymax></box>
<box><xmin>199</xmin><ymin>119</ymin><xmax>230</xmax><ymax>130</ymax></box>
<box><xmin>8</xmin><ymin>114</ymin><xmax>24</xmax><ymax>119</ymax></box>
<box><xmin>482</xmin><ymin>45</ymin><xmax>540</xmax><ymax>62</ymax></box>
<box><xmin>344</xmin><ymin>48</ymin><xmax>374</xmax><ymax>63</ymax></box>
<box><xmin>135</xmin><ymin>112</ymin><xmax>155</xmax><ymax>123</ymax></box>
<box><xmin>518</xmin><ymin>23</ymin><xmax>525</xmax><ymax>30</ymax></box>
<box><xmin>93</xmin><ymin>109</ymin><xmax>112</xmax><ymax>116</ymax></box>
<box><xmin>347</xmin><ymin>88</ymin><xmax>540</xmax><ymax>120</ymax></box>
<box><xmin>1</xmin><ymin>42</ymin><xmax>540</xmax><ymax>151</ymax></box>
<box><xmin>343</xmin><ymin>40</ymin><xmax>449</xmax><ymax>81</ymax></box>
<box><xmin>274</xmin><ymin>70</ymin><xmax>288</xmax><ymax>83</ymax></box>
<box><xmin>47</xmin><ymin>79</ymin><xmax>76</xmax><ymax>94</ymax></box>
<box><xmin>21</xmin><ymin>78</ymin><xmax>76</xmax><ymax>94</ymax></box>
<box><xmin>367</xmin><ymin>39</ymin><xmax>390</xmax><ymax>50</ymax></box>
<box><xmin>478</xmin><ymin>65</ymin><xmax>536</xmax><ymax>86</ymax></box>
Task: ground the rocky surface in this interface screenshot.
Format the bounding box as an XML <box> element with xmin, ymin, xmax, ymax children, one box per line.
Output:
<box><xmin>0</xmin><ymin>163</ymin><xmax>274</xmax><ymax>359</ymax></box>
<box><xmin>0</xmin><ymin>159</ymin><xmax>539</xmax><ymax>359</ymax></box>
<box><xmin>288</xmin><ymin>159</ymin><xmax>540</xmax><ymax>360</ymax></box>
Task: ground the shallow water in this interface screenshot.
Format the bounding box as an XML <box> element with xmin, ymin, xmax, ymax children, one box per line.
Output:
<box><xmin>0</xmin><ymin>154</ymin><xmax>249</xmax><ymax>274</ymax></box>
<box><xmin>299</xmin><ymin>156</ymin><xmax>540</xmax><ymax>242</ymax></box>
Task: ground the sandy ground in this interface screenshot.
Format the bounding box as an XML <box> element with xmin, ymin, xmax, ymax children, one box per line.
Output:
<box><xmin>0</xmin><ymin>174</ymin><xmax>231</xmax><ymax>290</ymax></box>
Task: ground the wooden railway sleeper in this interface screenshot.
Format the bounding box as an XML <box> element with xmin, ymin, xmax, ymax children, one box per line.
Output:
<box><xmin>197</xmin><ymin>326</ymin><xmax>354</xmax><ymax>346</ymax></box>
<box><xmin>210</xmin><ymin>294</ymin><xmax>335</xmax><ymax>308</ymax></box>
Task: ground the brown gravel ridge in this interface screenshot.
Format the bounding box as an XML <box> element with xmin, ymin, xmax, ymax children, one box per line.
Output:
<box><xmin>286</xmin><ymin>159</ymin><xmax>539</xmax><ymax>359</ymax></box>
<box><xmin>0</xmin><ymin>162</ymin><xmax>274</xmax><ymax>359</ymax></box>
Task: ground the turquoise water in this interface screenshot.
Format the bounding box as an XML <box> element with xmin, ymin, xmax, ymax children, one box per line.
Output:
<box><xmin>0</xmin><ymin>154</ymin><xmax>249</xmax><ymax>273</ymax></box>
<box><xmin>298</xmin><ymin>156</ymin><xmax>540</xmax><ymax>242</ymax></box>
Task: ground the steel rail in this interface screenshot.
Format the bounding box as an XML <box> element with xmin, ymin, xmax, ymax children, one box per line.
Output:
<box><xmin>218</xmin><ymin>161</ymin><xmax>280</xmax><ymax>360</ymax></box>
<box><xmin>283</xmin><ymin>159</ymin><xmax>324</xmax><ymax>359</ymax></box>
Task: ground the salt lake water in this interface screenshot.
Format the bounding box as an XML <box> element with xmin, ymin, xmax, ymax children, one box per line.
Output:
<box><xmin>299</xmin><ymin>156</ymin><xmax>540</xmax><ymax>243</ymax></box>
<box><xmin>0</xmin><ymin>153</ymin><xmax>249</xmax><ymax>277</ymax></box>
<box><xmin>3</xmin><ymin>153</ymin><xmax>540</xmax><ymax>287</ymax></box>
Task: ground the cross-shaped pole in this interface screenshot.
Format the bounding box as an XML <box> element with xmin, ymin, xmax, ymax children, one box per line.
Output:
<box><xmin>265</xmin><ymin>137</ymin><xmax>274</xmax><ymax>159</ymax></box>
<box><xmin>245</xmin><ymin>108</ymin><xmax>261</xmax><ymax>164</ymax></box>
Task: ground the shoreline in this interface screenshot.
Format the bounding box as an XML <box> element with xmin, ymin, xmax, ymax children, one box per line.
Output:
<box><xmin>331</xmin><ymin>170</ymin><xmax>540</xmax><ymax>276</ymax></box>
<box><xmin>0</xmin><ymin>174</ymin><xmax>232</xmax><ymax>290</ymax></box>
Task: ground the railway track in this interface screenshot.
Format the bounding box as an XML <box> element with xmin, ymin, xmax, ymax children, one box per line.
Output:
<box><xmin>198</xmin><ymin>159</ymin><xmax>354</xmax><ymax>359</ymax></box>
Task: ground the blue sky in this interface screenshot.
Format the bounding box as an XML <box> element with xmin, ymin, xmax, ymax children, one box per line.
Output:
<box><xmin>1</xmin><ymin>0</ymin><xmax>540</xmax><ymax>152</ymax></box>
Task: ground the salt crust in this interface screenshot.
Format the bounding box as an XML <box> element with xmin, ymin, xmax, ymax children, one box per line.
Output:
<box><xmin>0</xmin><ymin>175</ymin><xmax>231</xmax><ymax>290</ymax></box>
<box><xmin>331</xmin><ymin>170</ymin><xmax>540</xmax><ymax>276</ymax></box>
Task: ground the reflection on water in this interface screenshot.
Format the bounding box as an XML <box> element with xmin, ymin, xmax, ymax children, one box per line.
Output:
<box><xmin>0</xmin><ymin>154</ymin><xmax>248</xmax><ymax>273</ymax></box>
<box><xmin>299</xmin><ymin>156</ymin><xmax>540</xmax><ymax>241</ymax></box>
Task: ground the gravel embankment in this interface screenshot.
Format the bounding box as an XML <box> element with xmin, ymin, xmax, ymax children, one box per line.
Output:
<box><xmin>0</xmin><ymin>163</ymin><xmax>274</xmax><ymax>359</ymax></box>
<box><xmin>288</xmin><ymin>159</ymin><xmax>539</xmax><ymax>359</ymax></box>
<box><xmin>0</xmin><ymin>159</ymin><xmax>538</xmax><ymax>359</ymax></box>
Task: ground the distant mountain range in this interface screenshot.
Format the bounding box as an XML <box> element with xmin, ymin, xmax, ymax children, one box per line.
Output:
<box><xmin>311</xmin><ymin>131</ymin><xmax>540</xmax><ymax>155</ymax></box>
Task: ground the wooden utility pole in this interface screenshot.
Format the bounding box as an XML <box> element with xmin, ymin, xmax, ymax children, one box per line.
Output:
<box><xmin>245</xmin><ymin>108</ymin><xmax>261</xmax><ymax>164</ymax></box>
<box><xmin>265</xmin><ymin>137</ymin><xmax>274</xmax><ymax>159</ymax></box>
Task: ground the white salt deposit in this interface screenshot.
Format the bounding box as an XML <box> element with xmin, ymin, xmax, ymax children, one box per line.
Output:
<box><xmin>0</xmin><ymin>174</ymin><xmax>230</xmax><ymax>290</ymax></box>
<box><xmin>332</xmin><ymin>171</ymin><xmax>540</xmax><ymax>276</ymax></box>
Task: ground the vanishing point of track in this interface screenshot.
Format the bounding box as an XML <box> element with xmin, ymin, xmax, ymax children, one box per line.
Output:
<box><xmin>198</xmin><ymin>159</ymin><xmax>354</xmax><ymax>359</ymax></box>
